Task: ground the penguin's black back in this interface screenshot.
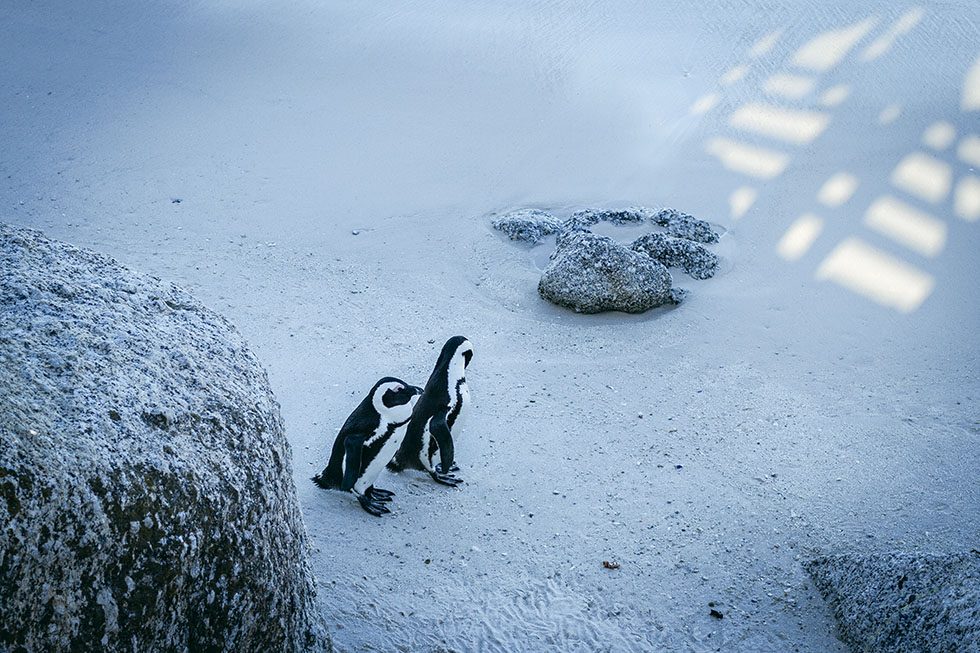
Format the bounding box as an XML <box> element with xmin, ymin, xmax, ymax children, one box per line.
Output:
<box><xmin>313</xmin><ymin>377</ymin><xmax>398</xmax><ymax>488</ymax></box>
<box><xmin>390</xmin><ymin>337</ymin><xmax>468</xmax><ymax>471</ymax></box>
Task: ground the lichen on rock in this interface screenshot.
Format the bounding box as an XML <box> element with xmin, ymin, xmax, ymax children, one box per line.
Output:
<box><xmin>804</xmin><ymin>551</ymin><xmax>980</xmax><ymax>653</ymax></box>
<box><xmin>491</xmin><ymin>208</ymin><xmax>562</xmax><ymax>245</ymax></box>
<box><xmin>631</xmin><ymin>232</ymin><xmax>719</xmax><ymax>280</ymax></box>
<box><xmin>0</xmin><ymin>223</ymin><xmax>329</xmax><ymax>652</ymax></box>
<box><xmin>537</xmin><ymin>230</ymin><xmax>677</xmax><ymax>313</ymax></box>
<box><xmin>648</xmin><ymin>208</ymin><xmax>719</xmax><ymax>244</ymax></box>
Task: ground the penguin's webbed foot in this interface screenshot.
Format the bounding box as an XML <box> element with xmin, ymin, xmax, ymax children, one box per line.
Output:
<box><xmin>431</xmin><ymin>466</ymin><xmax>463</xmax><ymax>487</ymax></box>
<box><xmin>367</xmin><ymin>487</ymin><xmax>395</xmax><ymax>502</ymax></box>
<box><xmin>357</xmin><ymin>493</ymin><xmax>391</xmax><ymax>517</ymax></box>
<box><xmin>449</xmin><ymin>463</ymin><xmax>460</xmax><ymax>473</ymax></box>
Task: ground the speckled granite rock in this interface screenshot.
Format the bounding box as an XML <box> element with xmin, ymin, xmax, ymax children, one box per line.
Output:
<box><xmin>0</xmin><ymin>224</ymin><xmax>329</xmax><ymax>652</ymax></box>
<box><xmin>570</xmin><ymin>208</ymin><xmax>647</xmax><ymax>226</ymax></box>
<box><xmin>804</xmin><ymin>551</ymin><xmax>980</xmax><ymax>653</ymax></box>
<box><xmin>491</xmin><ymin>209</ymin><xmax>561</xmax><ymax>245</ymax></box>
<box><xmin>538</xmin><ymin>230</ymin><xmax>678</xmax><ymax>313</ymax></box>
<box><xmin>560</xmin><ymin>207</ymin><xmax>647</xmax><ymax>233</ymax></box>
<box><xmin>631</xmin><ymin>233</ymin><xmax>719</xmax><ymax>280</ymax></box>
<box><xmin>648</xmin><ymin>208</ymin><xmax>719</xmax><ymax>244</ymax></box>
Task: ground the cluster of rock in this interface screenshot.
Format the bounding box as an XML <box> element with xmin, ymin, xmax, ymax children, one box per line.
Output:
<box><xmin>491</xmin><ymin>207</ymin><xmax>720</xmax><ymax>313</ymax></box>
<box><xmin>805</xmin><ymin>551</ymin><xmax>980</xmax><ymax>652</ymax></box>
<box><xmin>0</xmin><ymin>224</ymin><xmax>329</xmax><ymax>651</ymax></box>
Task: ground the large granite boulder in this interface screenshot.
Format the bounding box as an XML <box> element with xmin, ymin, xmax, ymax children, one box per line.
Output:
<box><xmin>538</xmin><ymin>230</ymin><xmax>677</xmax><ymax>313</ymax></box>
<box><xmin>804</xmin><ymin>551</ymin><xmax>980</xmax><ymax>652</ymax></box>
<box><xmin>0</xmin><ymin>224</ymin><xmax>329</xmax><ymax>651</ymax></box>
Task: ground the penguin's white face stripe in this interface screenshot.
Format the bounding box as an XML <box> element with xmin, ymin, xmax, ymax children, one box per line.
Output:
<box><xmin>372</xmin><ymin>382</ymin><xmax>418</xmax><ymax>428</ymax></box>
<box><xmin>448</xmin><ymin>340</ymin><xmax>472</xmax><ymax>384</ymax></box>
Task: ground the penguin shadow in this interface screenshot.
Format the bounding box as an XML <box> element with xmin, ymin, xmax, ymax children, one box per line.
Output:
<box><xmin>480</xmin><ymin>204</ymin><xmax>731</xmax><ymax>323</ymax></box>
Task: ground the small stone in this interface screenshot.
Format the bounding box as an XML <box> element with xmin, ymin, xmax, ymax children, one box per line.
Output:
<box><xmin>648</xmin><ymin>208</ymin><xmax>719</xmax><ymax>243</ymax></box>
<box><xmin>491</xmin><ymin>208</ymin><xmax>561</xmax><ymax>245</ymax></box>
<box><xmin>631</xmin><ymin>233</ymin><xmax>719</xmax><ymax>280</ymax></box>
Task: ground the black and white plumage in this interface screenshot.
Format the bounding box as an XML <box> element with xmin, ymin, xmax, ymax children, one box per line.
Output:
<box><xmin>312</xmin><ymin>377</ymin><xmax>422</xmax><ymax>516</ymax></box>
<box><xmin>388</xmin><ymin>336</ymin><xmax>473</xmax><ymax>486</ymax></box>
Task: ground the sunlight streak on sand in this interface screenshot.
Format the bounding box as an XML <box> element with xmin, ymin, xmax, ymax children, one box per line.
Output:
<box><xmin>962</xmin><ymin>55</ymin><xmax>980</xmax><ymax>111</ymax></box>
<box><xmin>958</xmin><ymin>135</ymin><xmax>980</xmax><ymax>167</ymax></box>
<box><xmin>859</xmin><ymin>8</ymin><xmax>925</xmax><ymax>62</ymax></box>
<box><xmin>764</xmin><ymin>73</ymin><xmax>815</xmax><ymax>100</ymax></box>
<box><xmin>818</xmin><ymin>173</ymin><xmax>859</xmax><ymax>207</ymax></box>
<box><xmin>706</xmin><ymin>138</ymin><xmax>790</xmax><ymax>179</ymax></box>
<box><xmin>690</xmin><ymin>93</ymin><xmax>720</xmax><ymax>115</ymax></box>
<box><xmin>878</xmin><ymin>104</ymin><xmax>903</xmax><ymax>125</ymax></box>
<box><xmin>729</xmin><ymin>104</ymin><xmax>830</xmax><ymax>145</ymax></box>
<box><xmin>954</xmin><ymin>177</ymin><xmax>980</xmax><ymax>222</ymax></box>
<box><xmin>749</xmin><ymin>30</ymin><xmax>782</xmax><ymax>58</ymax></box>
<box><xmin>921</xmin><ymin>121</ymin><xmax>956</xmax><ymax>150</ymax></box>
<box><xmin>791</xmin><ymin>18</ymin><xmax>877</xmax><ymax>72</ymax></box>
<box><xmin>721</xmin><ymin>64</ymin><xmax>750</xmax><ymax>86</ymax></box>
<box><xmin>729</xmin><ymin>186</ymin><xmax>757</xmax><ymax>220</ymax></box>
<box><xmin>864</xmin><ymin>196</ymin><xmax>947</xmax><ymax>257</ymax></box>
<box><xmin>819</xmin><ymin>85</ymin><xmax>851</xmax><ymax>108</ymax></box>
<box><xmin>890</xmin><ymin>153</ymin><xmax>952</xmax><ymax>203</ymax></box>
<box><xmin>777</xmin><ymin>214</ymin><xmax>823</xmax><ymax>261</ymax></box>
<box><xmin>816</xmin><ymin>238</ymin><xmax>935</xmax><ymax>313</ymax></box>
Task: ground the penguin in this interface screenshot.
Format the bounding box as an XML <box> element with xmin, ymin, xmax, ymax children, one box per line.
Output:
<box><xmin>312</xmin><ymin>377</ymin><xmax>422</xmax><ymax>516</ymax></box>
<box><xmin>388</xmin><ymin>336</ymin><xmax>473</xmax><ymax>486</ymax></box>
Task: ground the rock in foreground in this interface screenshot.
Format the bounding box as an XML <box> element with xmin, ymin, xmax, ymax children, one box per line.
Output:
<box><xmin>491</xmin><ymin>208</ymin><xmax>561</xmax><ymax>245</ymax></box>
<box><xmin>0</xmin><ymin>224</ymin><xmax>329</xmax><ymax>651</ymax></box>
<box><xmin>804</xmin><ymin>551</ymin><xmax>980</xmax><ymax>653</ymax></box>
<box><xmin>538</xmin><ymin>230</ymin><xmax>677</xmax><ymax>313</ymax></box>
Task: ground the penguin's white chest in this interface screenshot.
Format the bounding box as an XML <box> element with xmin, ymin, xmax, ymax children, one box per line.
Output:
<box><xmin>353</xmin><ymin>423</ymin><xmax>408</xmax><ymax>493</ymax></box>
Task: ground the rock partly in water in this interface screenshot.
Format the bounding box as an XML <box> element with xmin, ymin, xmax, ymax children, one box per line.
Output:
<box><xmin>561</xmin><ymin>207</ymin><xmax>647</xmax><ymax>233</ymax></box>
<box><xmin>538</xmin><ymin>230</ymin><xmax>677</xmax><ymax>313</ymax></box>
<box><xmin>631</xmin><ymin>233</ymin><xmax>720</xmax><ymax>280</ymax></box>
<box><xmin>0</xmin><ymin>223</ymin><xmax>329</xmax><ymax>652</ymax></box>
<box><xmin>649</xmin><ymin>208</ymin><xmax>719</xmax><ymax>244</ymax></box>
<box><xmin>491</xmin><ymin>209</ymin><xmax>562</xmax><ymax>245</ymax></box>
<box><xmin>571</xmin><ymin>207</ymin><xmax>647</xmax><ymax>226</ymax></box>
<box><xmin>804</xmin><ymin>551</ymin><xmax>980</xmax><ymax>653</ymax></box>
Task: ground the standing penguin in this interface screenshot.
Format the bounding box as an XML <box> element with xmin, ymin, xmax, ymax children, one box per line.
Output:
<box><xmin>388</xmin><ymin>336</ymin><xmax>473</xmax><ymax>486</ymax></box>
<box><xmin>312</xmin><ymin>377</ymin><xmax>422</xmax><ymax>516</ymax></box>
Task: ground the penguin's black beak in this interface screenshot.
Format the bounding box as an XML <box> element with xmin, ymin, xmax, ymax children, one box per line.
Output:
<box><xmin>411</xmin><ymin>385</ymin><xmax>423</xmax><ymax>395</ymax></box>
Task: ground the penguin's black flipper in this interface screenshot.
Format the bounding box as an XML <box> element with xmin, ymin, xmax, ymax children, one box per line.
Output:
<box><xmin>357</xmin><ymin>493</ymin><xmax>389</xmax><ymax>517</ymax></box>
<box><xmin>341</xmin><ymin>435</ymin><xmax>366</xmax><ymax>492</ymax></box>
<box><xmin>429</xmin><ymin>413</ymin><xmax>456</xmax><ymax>474</ymax></box>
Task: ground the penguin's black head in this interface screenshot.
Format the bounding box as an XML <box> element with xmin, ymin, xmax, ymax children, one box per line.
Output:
<box><xmin>439</xmin><ymin>336</ymin><xmax>474</xmax><ymax>370</ymax></box>
<box><xmin>374</xmin><ymin>378</ymin><xmax>422</xmax><ymax>409</ymax></box>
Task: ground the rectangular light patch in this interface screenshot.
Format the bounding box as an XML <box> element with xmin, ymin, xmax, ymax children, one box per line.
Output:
<box><xmin>816</xmin><ymin>238</ymin><xmax>935</xmax><ymax>313</ymax></box>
